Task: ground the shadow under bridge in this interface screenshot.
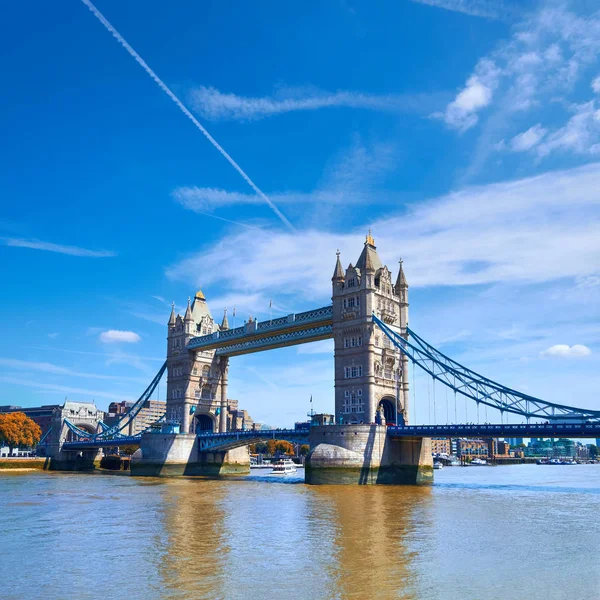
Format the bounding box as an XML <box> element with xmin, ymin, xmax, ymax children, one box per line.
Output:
<box><xmin>197</xmin><ymin>428</ymin><xmax>310</xmax><ymax>452</ymax></box>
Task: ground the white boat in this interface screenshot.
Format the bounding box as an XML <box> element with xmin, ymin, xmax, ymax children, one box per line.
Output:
<box><xmin>271</xmin><ymin>458</ymin><xmax>298</xmax><ymax>475</ymax></box>
<box><xmin>470</xmin><ymin>458</ymin><xmax>488</xmax><ymax>466</ymax></box>
<box><xmin>433</xmin><ymin>461</ymin><xmax>444</xmax><ymax>470</ymax></box>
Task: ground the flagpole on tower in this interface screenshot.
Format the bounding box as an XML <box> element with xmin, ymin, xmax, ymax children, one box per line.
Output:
<box><xmin>269</xmin><ymin>298</ymin><xmax>272</xmax><ymax>324</ymax></box>
<box><xmin>233</xmin><ymin>306</ymin><xmax>236</xmax><ymax>329</ymax></box>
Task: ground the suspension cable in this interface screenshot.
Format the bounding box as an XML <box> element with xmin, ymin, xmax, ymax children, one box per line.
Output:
<box><xmin>433</xmin><ymin>376</ymin><xmax>437</xmax><ymax>424</ymax></box>
<box><xmin>413</xmin><ymin>362</ymin><xmax>417</xmax><ymax>424</ymax></box>
<box><xmin>427</xmin><ymin>376</ymin><xmax>431</xmax><ymax>424</ymax></box>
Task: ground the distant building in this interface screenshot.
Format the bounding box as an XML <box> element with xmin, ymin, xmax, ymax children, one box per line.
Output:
<box><xmin>227</xmin><ymin>399</ymin><xmax>258</xmax><ymax>431</ymax></box>
<box><xmin>0</xmin><ymin>404</ymin><xmax>60</xmax><ymax>437</ymax></box>
<box><xmin>506</xmin><ymin>438</ymin><xmax>524</xmax><ymax>447</ymax></box>
<box><xmin>456</xmin><ymin>439</ymin><xmax>488</xmax><ymax>458</ymax></box>
<box><xmin>431</xmin><ymin>437</ymin><xmax>451</xmax><ymax>455</ymax></box>
<box><xmin>105</xmin><ymin>400</ymin><xmax>166</xmax><ymax>436</ymax></box>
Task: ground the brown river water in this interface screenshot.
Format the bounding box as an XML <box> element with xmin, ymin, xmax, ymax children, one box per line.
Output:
<box><xmin>1</xmin><ymin>464</ymin><xmax>598</xmax><ymax>600</ymax></box>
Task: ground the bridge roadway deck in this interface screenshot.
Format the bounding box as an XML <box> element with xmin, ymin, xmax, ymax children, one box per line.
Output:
<box><xmin>62</xmin><ymin>436</ymin><xmax>142</xmax><ymax>450</ymax></box>
<box><xmin>187</xmin><ymin>306</ymin><xmax>333</xmax><ymax>356</ymax></box>
<box><xmin>61</xmin><ymin>422</ymin><xmax>600</xmax><ymax>452</ymax></box>
<box><xmin>387</xmin><ymin>422</ymin><xmax>600</xmax><ymax>439</ymax></box>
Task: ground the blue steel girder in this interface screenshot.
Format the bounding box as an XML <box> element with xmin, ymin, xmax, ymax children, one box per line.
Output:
<box><xmin>214</xmin><ymin>325</ymin><xmax>333</xmax><ymax>357</ymax></box>
<box><xmin>197</xmin><ymin>428</ymin><xmax>310</xmax><ymax>452</ymax></box>
<box><xmin>372</xmin><ymin>314</ymin><xmax>600</xmax><ymax>422</ymax></box>
<box><xmin>387</xmin><ymin>422</ymin><xmax>600</xmax><ymax>439</ymax></box>
<box><xmin>187</xmin><ymin>306</ymin><xmax>333</xmax><ymax>355</ymax></box>
<box><xmin>64</xmin><ymin>361</ymin><xmax>167</xmax><ymax>443</ymax></box>
<box><xmin>62</xmin><ymin>436</ymin><xmax>142</xmax><ymax>450</ymax></box>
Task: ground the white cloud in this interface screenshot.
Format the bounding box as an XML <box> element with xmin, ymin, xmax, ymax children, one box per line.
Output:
<box><xmin>0</xmin><ymin>376</ymin><xmax>134</xmax><ymax>402</ymax></box>
<box><xmin>0</xmin><ymin>357</ymin><xmax>147</xmax><ymax>383</ymax></box>
<box><xmin>509</xmin><ymin>123</ymin><xmax>547</xmax><ymax>151</ymax></box>
<box><xmin>1</xmin><ymin>237</ymin><xmax>116</xmax><ymax>257</ymax></box>
<box><xmin>188</xmin><ymin>85</ymin><xmax>441</xmax><ymax>122</ymax></box>
<box><xmin>47</xmin><ymin>333</ymin><xmax>59</xmax><ymax>339</ymax></box>
<box><xmin>540</xmin><ymin>344</ymin><xmax>592</xmax><ymax>358</ymax></box>
<box><xmin>450</xmin><ymin>4</ymin><xmax>600</xmax><ymax>174</ymax></box>
<box><xmin>99</xmin><ymin>330</ymin><xmax>141</xmax><ymax>344</ymax></box>
<box><xmin>442</xmin><ymin>75</ymin><xmax>495</xmax><ymax>131</ymax></box>
<box><xmin>537</xmin><ymin>101</ymin><xmax>600</xmax><ymax>157</ymax></box>
<box><xmin>173</xmin><ymin>138</ymin><xmax>397</xmax><ymax>228</ymax></box>
<box><xmin>167</xmin><ymin>161</ymin><xmax>600</xmax><ymax>296</ymax></box>
<box><xmin>592</xmin><ymin>75</ymin><xmax>600</xmax><ymax>94</ymax></box>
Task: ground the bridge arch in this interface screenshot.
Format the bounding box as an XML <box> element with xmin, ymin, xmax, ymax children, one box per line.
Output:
<box><xmin>378</xmin><ymin>397</ymin><xmax>401</xmax><ymax>426</ymax></box>
<box><xmin>194</xmin><ymin>413</ymin><xmax>216</xmax><ymax>433</ymax></box>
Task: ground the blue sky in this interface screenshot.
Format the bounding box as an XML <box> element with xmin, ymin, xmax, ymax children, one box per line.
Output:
<box><xmin>1</xmin><ymin>0</ymin><xmax>599</xmax><ymax>427</ymax></box>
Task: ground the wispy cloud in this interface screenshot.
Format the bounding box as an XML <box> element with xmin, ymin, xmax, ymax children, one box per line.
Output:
<box><xmin>99</xmin><ymin>330</ymin><xmax>141</xmax><ymax>343</ymax></box>
<box><xmin>167</xmin><ymin>161</ymin><xmax>600</xmax><ymax>296</ymax></box>
<box><xmin>0</xmin><ymin>357</ymin><xmax>147</xmax><ymax>384</ymax></box>
<box><xmin>441</xmin><ymin>2</ymin><xmax>600</xmax><ymax>176</ymax></box>
<box><xmin>188</xmin><ymin>85</ymin><xmax>444</xmax><ymax>122</ymax></box>
<box><xmin>537</xmin><ymin>100</ymin><xmax>600</xmax><ymax>157</ymax></box>
<box><xmin>173</xmin><ymin>138</ymin><xmax>397</xmax><ymax>228</ymax></box>
<box><xmin>1</xmin><ymin>237</ymin><xmax>116</xmax><ymax>257</ymax></box>
<box><xmin>409</xmin><ymin>0</ymin><xmax>518</xmax><ymax>20</ymax></box>
<box><xmin>0</xmin><ymin>376</ymin><xmax>134</xmax><ymax>402</ymax></box>
<box><xmin>508</xmin><ymin>123</ymin><xmax>547</xmax><ymax>151</ymax></box>
<box><xmin>440</xmin><ymin>73</ymin><xmax>496</xmax><ymax>131</ymax></box>
<box><xmin>79</xmin><ymin>0</ymin><xmax>294</xmax><ymax>232</ymax></box>
<box><xmin>540</xmin><ymin>344</ymin><xmax>592</xmax><ymax>358</ymax></box>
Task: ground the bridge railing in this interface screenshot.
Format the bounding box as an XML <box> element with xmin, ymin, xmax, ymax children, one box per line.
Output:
<box><xmin>187</xmin><ymin>306</ymin><xmax>333</xmax><ymax>350</ymax></box>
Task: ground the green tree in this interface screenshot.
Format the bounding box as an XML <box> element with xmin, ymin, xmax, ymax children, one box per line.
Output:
<box><xmin>0</xmin><ymin>412</ymin><xmax>42</xmax><ymax>454</ymax></box>
<box><xmin>120</xmin><ymin>445</ymin><xmax>139</xmax><ymax>456</ymax></box>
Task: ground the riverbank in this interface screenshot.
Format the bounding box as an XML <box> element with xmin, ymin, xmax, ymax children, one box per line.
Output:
<box><xmin>0</xmin><ymin>458</ymin><xmax>47</xmax><ymax>471</ymax></box>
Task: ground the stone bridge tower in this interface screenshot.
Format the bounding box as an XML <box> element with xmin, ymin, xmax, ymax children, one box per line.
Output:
<box><xmin>166</xmin><ymin>291</ymin><xmax>229</xmax><ymax>434</ymax></box>
<box><xmin>332</xmin><ymin>233</ymin><xmax>409</xmax><ymax>426</ymax></box>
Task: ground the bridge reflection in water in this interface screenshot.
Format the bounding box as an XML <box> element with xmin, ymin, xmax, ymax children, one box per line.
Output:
<box><xmin>154</xmin><ymin>476</ymin><xmax>430</xmax><ymax>599</ymax></box>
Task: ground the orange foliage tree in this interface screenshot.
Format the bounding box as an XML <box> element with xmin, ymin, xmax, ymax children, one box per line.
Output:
<box><xmin>0</xmin><ymin>412</ymin><xmax>42</xmax><ymax>454</ymax></box>
<box><xmin>266</xmin><ymin>439</ymin><xmax>296</xmax><ymax>456</ymax></box>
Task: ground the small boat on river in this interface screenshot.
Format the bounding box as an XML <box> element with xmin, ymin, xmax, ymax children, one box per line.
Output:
<box><xmin>271</xmin><ymin>459</ymin><xmax>298</xmax><ymax>475</ymax></box>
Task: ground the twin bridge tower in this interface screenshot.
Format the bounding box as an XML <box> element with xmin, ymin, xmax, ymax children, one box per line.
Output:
<box><xmin>165</xmin><ymin>232</ymin><xmax>410</xmax><ymax>435</ymax></box>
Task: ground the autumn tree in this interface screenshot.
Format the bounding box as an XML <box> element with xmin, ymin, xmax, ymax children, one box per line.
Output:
<box><xmin>299</xmin><ymin>444</ymin><xmax>310</xmax><ymax>456</ymax></box>
<box><xmin>0</xmin><ymin>412</ymin><xmax>42</xmax><ymax>454</ymax></box>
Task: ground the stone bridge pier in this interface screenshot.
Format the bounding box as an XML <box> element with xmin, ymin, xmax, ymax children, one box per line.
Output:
<box><xmin>131</xmin><ymin>432</ymin><xmax>250</xmax><ymax>477</ymax></box>
<box><xmin>305</xmin><ymin>425</ymin><xmax>432</xmax><ymax>485</ymax></box>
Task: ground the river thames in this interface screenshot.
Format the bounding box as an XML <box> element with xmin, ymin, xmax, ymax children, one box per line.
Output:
<box><xmin>1</xmin><ymin>465</ymin><xmax>598</xmax><ymax>600</ymax></box>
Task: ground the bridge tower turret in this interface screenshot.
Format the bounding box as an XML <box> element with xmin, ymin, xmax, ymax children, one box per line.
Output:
<box><xmin>332</xmin><ymin>233</ymin><xmax>407</xmax><ymax>426</ymax></box>
<box><xmin>166</xmin><ymin>291</ymin><xmax>223</xmax><ymax>434</ymax></box>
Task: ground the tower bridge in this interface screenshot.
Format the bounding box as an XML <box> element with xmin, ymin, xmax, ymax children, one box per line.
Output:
<box><xmin>46</xmin><ymin>233</ymin><xmax>600</xmax><ymax>483</ymax></box>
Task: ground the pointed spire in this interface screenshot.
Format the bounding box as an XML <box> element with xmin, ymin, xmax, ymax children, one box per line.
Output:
<box><xmin>332</xmin><ymin>249</ymin><xmax>344</xmax><ymax>281</ymax></box>
<box><xmin>168</xmin><ymin>302</ymin><xmax>176</xmax><ymax>326</ymax></box>
<box><xmin>221</xmin><ymin>307</ymin><xmax>229</xmax><ymax>330</ymax></box>
<box><xmin>356</xmin><ymin>231</ymin><xmax>382</xmax><ymax>273</ymax></box>
<box><xmin>184</xmin><ymin>296</ymin><xmax>193</xmax><ymax>321</ymax></box>
<box><xmin>395</xmin><ymin>258</ymin><xmax>408</xmax><ymax>292</ymax></box>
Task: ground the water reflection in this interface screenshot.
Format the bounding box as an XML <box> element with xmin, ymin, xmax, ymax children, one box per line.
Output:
<box><xmin>316</xmin><ymin>485</ymin><xmax>432</xmax><ymax>599</ymax></box>
<box><xmin>1</xmin><ymin>467</ymin><xmax>598</xmax><ymax>600</ymax></box>
<box><xmin>155</xmin><ymin>477</ymin><xmax>432</xmax><ymax>599</ymax></box>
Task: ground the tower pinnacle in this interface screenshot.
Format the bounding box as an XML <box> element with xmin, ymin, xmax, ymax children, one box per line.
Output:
<box><xmin>184</xmin><ymin>297</ymin><xmax>193</xmax><ymax>321</ymax></box>
<box><xmin>332</xmin><ymin>249</ymin><xmax>344</xmax><ymax>281</ymax></box>
<box><xmin>168</xmin><ymin>302</ymin><xmax>176</xmax><ymax>326</ymax></box>
<box><xmin>395</xmin><ymin>258</ymin><xmax>408</xmax><ymax>293</ymax></box>
<box><xmin>221</xmin><ymin>307</ymin><xmax>229</xmax><ymax>330</ymax></box>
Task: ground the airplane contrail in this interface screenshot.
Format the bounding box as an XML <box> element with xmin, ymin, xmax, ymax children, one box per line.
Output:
<box><xmin>80</xmin><ymin>0</ymin><xmax>295</xmax><ymax>232</ymax></box>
